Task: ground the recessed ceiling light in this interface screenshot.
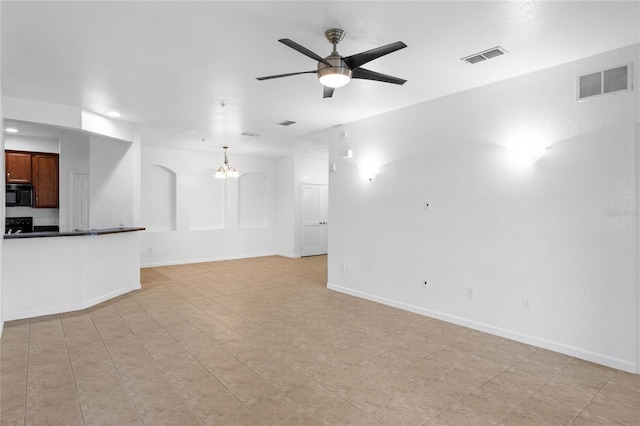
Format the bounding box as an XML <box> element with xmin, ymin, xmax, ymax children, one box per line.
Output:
<box><xmin>4</xmin><ymin>128</ymin><xmax>18</xmax><ymax>133</ymax></box>
<box><xmin>107</xmin><ymin>111</ymin><xmax>121</xmax><ymax>117</ymax></box>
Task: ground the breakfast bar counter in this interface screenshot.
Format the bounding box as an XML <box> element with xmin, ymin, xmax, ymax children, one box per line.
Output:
<box><xmin>2</xmin><ymin>227</ymin><xmax>144</xmax><ymax>320</ymax></box>
<box><xmin>4</xmin><ymin>226</ymin><xmax>145</xmax><ymax>239</ymax></box>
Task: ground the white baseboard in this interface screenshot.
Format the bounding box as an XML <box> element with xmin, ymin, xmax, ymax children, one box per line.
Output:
<box><xmin>81</xmin><ymin>283</ymin><xmax>142</xmax><ymax>310</ymax></box>
<box><xmin>277</xmin><ymin>252</ymin><xmax>302</xmax><ymax>259</ymax></box>
<box><xmin>3</xmin><ymin>283</ymin><xmax>141</xmax><ymax>322</ymax></box>
<box><xmin>141</xmin><ymin>252</ymin><xmax>279</xmax><ymax>268</ymax></box>
<box><xmin>327</xmin><ymin>282</ymin><xmax>638</xmax><ymax>374</ymax></box>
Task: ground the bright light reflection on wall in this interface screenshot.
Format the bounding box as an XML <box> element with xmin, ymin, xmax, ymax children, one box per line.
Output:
<box><xmin>358</xmin><ymin>162</ymin><xmax>380</xmax><ymax>181</ymax></box>
<box><xmin>505</xmin><ymin>136</ymin><xmax>550</xmax><ymax>164</ymax></box>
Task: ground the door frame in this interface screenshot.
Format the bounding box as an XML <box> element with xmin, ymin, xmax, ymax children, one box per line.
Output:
<box><xmin>299</xmin><ymin>182</ymin><xmax>328</xmax><ymax>257</ymax></box>
<box><xmin>70</xmin><ymin>171</ymin><xmax>90</xmax><ymax>232</ymax></box>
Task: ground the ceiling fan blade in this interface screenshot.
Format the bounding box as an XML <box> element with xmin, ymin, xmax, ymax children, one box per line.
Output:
<box><xmin>352</xmin><ymin>68</ymin><xmax>407</xmax><ymax>85</ymax></box>
<box><xmin>279</xmin><ymin>39</ymin><xmax>332</xmax><ymax>66</ymax></box>
<box><xmin>343</xmin><ymin>41</ymin><xmax>407</xmax><ymax>69</ymax></box>
<box><xmin>323</xmin><ymin>86</ymin><xmax>335</xmax><ymax>98</ymax></box>
<box><xmin>256</xmin><ymin>70</ymin><xmax>317</xmax><ymax>81</ymax></box>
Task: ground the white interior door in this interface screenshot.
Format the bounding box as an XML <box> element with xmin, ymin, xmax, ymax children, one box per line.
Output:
<box><xmin>300</xmin><ymin>183</ymin><xmax>328</xmax><ymax>257</ymax></box>
<box><xmin>72</xmin><ymin>173</ymin><xmax>90</xmax><ymax>231</ymax></box>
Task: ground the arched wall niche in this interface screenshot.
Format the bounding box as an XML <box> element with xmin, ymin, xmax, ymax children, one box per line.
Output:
<box><xmin>141</xmin><ymin>164</ymin><xmax>176</xmax><ymax>231</ymax></box>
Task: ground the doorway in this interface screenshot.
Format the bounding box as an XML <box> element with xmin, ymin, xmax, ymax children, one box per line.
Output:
<box><xmin>300</xmin><ymin>183</ymin><xmax>328</xmax><ymax>256</ymax></box>
<box><xmin>71</xmin><ymin>172</ymin><xmax>90</xmax><ymax>231</ymax></box>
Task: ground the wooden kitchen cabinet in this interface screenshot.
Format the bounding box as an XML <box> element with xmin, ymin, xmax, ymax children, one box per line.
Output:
<box><xmin>32</xmin><ymin>153</ymin><xmax>59</xmax><ymax>208</ymax></box>
<box><xmin>5</xmin><ymin>151</ymin><xmax>32</xmax><ymax>183</ymax></box>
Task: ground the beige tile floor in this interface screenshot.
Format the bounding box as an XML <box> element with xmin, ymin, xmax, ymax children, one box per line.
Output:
<box><xmin>1</xmin><ymin>255</ymin><xmax>639</xmax><ymax>426</ymax></box>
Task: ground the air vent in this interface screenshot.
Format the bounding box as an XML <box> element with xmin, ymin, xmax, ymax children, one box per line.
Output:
<box><xmin>578</xmin><ymin>64</ymin><xmax>632</xmax><ymax>100</ymax></box>
<box><xmin>278</xmin><ymin>120</ymin><xmax>296</xmax><ymax>126</ymax></box>
<box><xmin>461</xmin><ymin>46</ymin><xmax>508</xmax><ymax>64</ymax></box>
<box><xmin>240</xmin><ymin>132</ymin><xmax>260</xmax><ymax>137</ymax></box>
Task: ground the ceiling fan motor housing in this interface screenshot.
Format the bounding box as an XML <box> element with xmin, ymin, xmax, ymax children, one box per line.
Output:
<box><xmin>317</xmin><ymin>29</ymin><xmax>351</xmax><ymax>88</ymax></box>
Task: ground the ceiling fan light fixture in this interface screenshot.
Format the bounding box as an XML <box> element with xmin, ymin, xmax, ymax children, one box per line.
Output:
<box><xmin>318</xmin><ymin>69</ymin><xmax>351</xmax><ymax>88</ymax></box>
<box><xmin>258</xmin><ymin>28</ymin><xmax>407</xmax><ymax>97</ymax></box>
<box><xmin>318</xmin><ymin>57</ymin><xmax>352</xmax><ymax>88</ymax></box>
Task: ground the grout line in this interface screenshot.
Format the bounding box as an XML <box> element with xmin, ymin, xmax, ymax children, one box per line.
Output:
<box><xmin>494</xmin><ymin>358</ymin><xmax>564</xmax><ymax>425</ymax></box>
<box><xmin>60</xmin><ymin>314</ymin><xmax>86</xmax><ymax>426</ymax></box>
<box><xmin>568</xmin><ymin>376</ymin><xmax>616</xmax><ymax>425</ymax></box>
<box><xmin>110</xmin><ymin>295</ymin><xmax>197</xmax><ymax>422</ymax></box>
<box><xmin>23</xmin><ymin>320</ymin><xmax>31</xmax><ymax>426</ymax></box>
<box><xmin>87</xmin><ymin>299</ymin><xmax>148</xmax><ymax>425</ymax></box>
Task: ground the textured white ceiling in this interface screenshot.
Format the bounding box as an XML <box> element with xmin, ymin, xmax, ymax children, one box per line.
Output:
<box><xmin>2</xmin><ymin>1</ymin><xmax>639</xmax><ymax>157</ymax></box>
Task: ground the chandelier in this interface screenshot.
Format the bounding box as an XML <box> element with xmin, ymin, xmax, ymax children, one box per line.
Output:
<box><xmin>214</xmin><ymin>146</ymin><xmax>239</xmax><ymax>178</ymax></box>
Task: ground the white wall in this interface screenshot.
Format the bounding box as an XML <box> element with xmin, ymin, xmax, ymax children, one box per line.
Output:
<box><xmin>82</xmin><ymin>110</ymin><xmax>135</xmax><ymax>143</ymax></box>
<box><xmin>140</xmin><ymin>146</ymin><xmax>279</xmax><ymax>266</ymax></box>
<box><xmin>139</xmin><ymin>150</ymin><xmax>327</xmax><ymax>264</ymax></box>
<box><xmin>142</xmin><ymin>164</ymin><xmax>177</xmax><ymax>231</ymax></box>
<box><xmin>327</xmin><ymin>44</ymin><xmax>640</xmax><ymax>373</ymax></box>
<box><xmin>3</xmin><ymin>97</ymin><xmax>81</xmax><ymax>130</ymax></box>
<box><xmin>635</xmin><ymin>122</ymin><xmax>640</xmax><ymax>372</ymax></box>
<box><xmin>4</xmin><ymin>135</ymin><xmax>58</xmax><ymax>153</ymax></box>
<box><xmin>59</xmin><ymin>129</ymin><xmax>90</xmax><ymax>232</ymax></box>
<box><xmin>90</xmin><ymin>134</ymin><xmax>135</xmax><ymax>228</ymax></box>
<box><xmin>276</xmin><ymin>157</ymin><xmax>295</xmax><ymax>257</ymax></box>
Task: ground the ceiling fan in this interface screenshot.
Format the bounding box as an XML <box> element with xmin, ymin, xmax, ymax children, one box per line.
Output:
<box><xmin>257</xmin><ymin>29</ymin><xmax>407</xmax><ymax>98</ymax></box>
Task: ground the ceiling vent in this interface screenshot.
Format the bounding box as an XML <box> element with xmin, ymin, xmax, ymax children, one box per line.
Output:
<box><xmin>578</xmin><ymin>64</ymin><xmax>632</xmax><ymax>100</ymax></box>
<box><xmin>240</xmin><ymin>132</ymin><xmax>260</xmax><ymax>137</ymax></box>
<box><xmin>461</xmin><ymin>46</ymin><xmax>508</xmax><ymax>64</ymax></box>
<box><xmin>278</xmin><ymin>120</ymin><xmax>296</xmax><ymax>126</ymax></box>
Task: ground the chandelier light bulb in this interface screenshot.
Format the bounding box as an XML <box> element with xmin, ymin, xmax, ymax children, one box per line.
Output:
<box><xmin>215</xmin><ymin>146</ymin><xmax>239</xmax><ymax>179</ymax></box>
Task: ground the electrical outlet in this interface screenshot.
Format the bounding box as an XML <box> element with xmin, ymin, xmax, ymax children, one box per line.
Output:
<box><xmin>422</xmin><ymin>278</ymin><xmax>429</xmax><ymax>288</ymax></box>
<box><xmin>523</xmin><ymin>297</ymin><xmax>531</xmax><ymax>310</ymax></box>
<box><xmin>467</xmin><ymin>287</ymin><xmax>475</xmax><ymax>299</ymax></box>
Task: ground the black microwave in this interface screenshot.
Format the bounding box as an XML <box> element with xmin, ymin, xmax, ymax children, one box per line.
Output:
<box><xmin>6</xmin><ymin>184</ymin><xmax>33</xmax><ymax>207</ymax></box>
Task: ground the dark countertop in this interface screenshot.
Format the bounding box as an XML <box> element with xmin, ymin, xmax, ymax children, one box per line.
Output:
<box><xmin>4</xmin><ymin>227</ymin><xmax>146</xmax><ymax>239</ymax></box>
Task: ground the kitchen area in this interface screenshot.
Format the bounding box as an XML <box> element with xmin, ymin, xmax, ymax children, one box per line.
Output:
<box><xmin>4</xmin><ymin>119</ymin><xmax>95</xmax><ymax>238</ymax></box>
<box><xmin>4</xmin><ymin>117</ymin><xmax>143</xmax><ymax>236</ymax></box>
<box><xmin>5</xmin><ymin>145</ymin><xmax>61</xmax><ymax>235</ymax></box>
<box><xmin>2</xmin><ymin>99</ymin><xmax>144</xmax><ymax>322</ymax></box>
